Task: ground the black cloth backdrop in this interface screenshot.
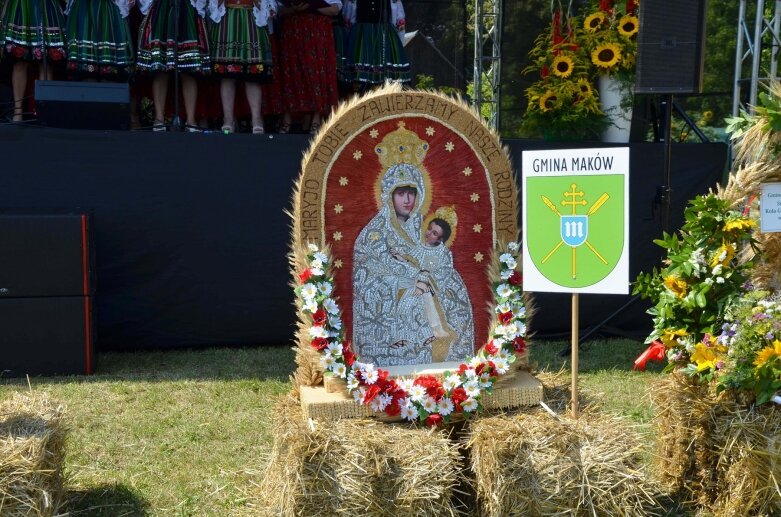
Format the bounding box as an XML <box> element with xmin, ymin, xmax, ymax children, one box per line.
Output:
<box><xmin>0</xmin><ymin>126</ymin><xmax>726</xmax><ymax>349</ymax></box>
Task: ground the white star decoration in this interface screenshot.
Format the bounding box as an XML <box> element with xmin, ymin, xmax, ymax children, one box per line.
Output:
<box><xmin>333</xmin><ymin>231</ymin><xmax>343</xmax><ymax>241</ymax></box>
<box><xmin>339</xmin><ymin>177</ymin><xmax>348</xmax><ymax>186</ymax></box>
<box><xmin>334</xmin><ymin>204</ymin><xmax>343</xmax><ymax>214</ymax></box>
<box><xmin>369</xmin><ymin>128</ymin><xmax>379</xmax><ymax>138</ymax></box>
<box><xmin>334</xmin><ymin>259</ymin><xmax>343</xmax><ymax>269</ymax></box>
<box><xmin>445</xmin><ymin>141</ymin><xmax>455</xmax><ymax>152</ymax></box>
<box><xmin>474</xmin><ymin>252</ymin><xmax>484</xmax><ymax>263</ymax></box>
<box><xmin>425</xmin><ymin>126</ymin><xmax>435</xmax><ymax>136</ymax></box>
<box><xmin>473</xmin><ymin>224</ymin><xmax>482</xmax><ymax>233</ymax></box>
<box><xmin>462</xmin><ymin>167</ymin><xmax>472</xmax><ymax>176</ymax></box>
<box><xmin>470</xmin><ymin>193</ymin><xmax>480</xmax><ymax>203</ymax></box>
<box><xmin>353</xmin><ymin>150</ymin><xmax>363</xmax><ymax>160</ymax></box>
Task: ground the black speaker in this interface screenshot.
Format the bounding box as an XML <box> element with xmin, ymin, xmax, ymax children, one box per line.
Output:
<box><xmin>0</xmin><ymin>211</ymin><xmax>94</xmax><ymax>298</ymax></box>
<box><xmin>35</xmin><ymin>80</ymin><xmax>130</xmax><ymax>130</ymax></box>
<box><xmin>0</xmin><ymin>296</ymin><xmax>93</xmax><ymax>376</ymax></box>
<box><xmin>635</xmin><ymin>0</ymin><xmax>707</xmax><ymax>94</ymax></box>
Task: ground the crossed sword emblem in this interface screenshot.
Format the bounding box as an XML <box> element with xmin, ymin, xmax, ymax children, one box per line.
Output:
<box><xmin>540</xmin><ymin>184</ymin><xmax>609</xmax><ymax>279</ymax></box>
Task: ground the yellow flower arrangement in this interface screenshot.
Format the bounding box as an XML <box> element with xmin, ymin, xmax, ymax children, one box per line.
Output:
<box><xmin>691</xmin><ymin>341</ymin><xmax>727</xmax><ymax>372</ymax></box>
<box><xmin>754</xmin><ymin>339</ymin><xmax>781</xmax><ymax>367</ymax></box>
<box><xmin>723</xmin><ymin>218</ymin><xmax>757</xmax><ymax>232</ymax></box>
<box><xmin>591</xmin><ymin>42</ymin><xmax>622</xmax><ymax>70</ymax></box>
<box><xmin>551</xmin><ymin>54</ymin><xmax>575</xmax><ymax>78</ymax></box>
<box><xmin>578</xmin><ymin>0</ymin><xmax>639</xmax><ymax>76</ymax></box>
<box><xmin>663</xmin><ymin>275</ymin><xmax>688</xmax><ymax>299</ymax></box>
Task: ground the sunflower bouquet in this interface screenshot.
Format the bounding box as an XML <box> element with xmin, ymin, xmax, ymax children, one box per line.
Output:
<box><xmin>520</xmin><ymin>9</ymin><xmax>607</xmax><ymax>140</ymax></box>
<box><xmin>579</xmin><ymin>0</ymin><xmax>639</xmax><ymax>77</ymax></box>
<box><xmin>633</xmin><ymin>193</ymin><xmax>762</xmax><ymax>384</ymax></box>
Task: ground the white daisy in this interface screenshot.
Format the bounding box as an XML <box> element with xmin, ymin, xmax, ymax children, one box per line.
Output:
<box><xmin>346</xmin><ymin>374</ymin><xmax>359</xmax><ymax>390</ymax></box>
<box><xmin>504</xmin><ymin>323</ymin><xmax>519</xmax><ymax>338</ymax></box>
<box><xmin>311</xmin><ymin>259</ymin><xmax>323</xmax><ymax>270</ymax></box>
<box><xmin>352</xmin><ymin>387</ymin><xmax>366</xmax><ymax>402</ymax></box>
<box><xmin>300</xmin><ymin>284</ymin><xmax>317</xmax><ymax>300</ymax></box>
<box><xmin>362</xmin><ymin>368</ymin><xmax>379</xmax><ymax>385</ymax></box>
<box><xmin>461</xmin><ymin>398</ymin><xmax>478</xmax><ymax>412</ymax></box>
<box><xmin>333</xmin><ymin>363</ymin><xmax>347</xmax><ymax>378</ymax></box>
<box><xmin>438</xmin><ymin>398</ymin><xmax>454</xmax><ymax>416</ymax></box>
<box><xmin>311</xmin><ymin>266</ymin><xmax>324</xmax><ymax>276</ymax></box>
<box><xmin>397</xmin><ymin>378</ymin><xmax>415</xmax><ymax>393</ymax></box>
<box><xmin>464</xmin><ymin>380</ymin><xmax>481</xmax><ymax>398</ymax></box>
<box><xmin>320</xmin><ymin>353</ymin><xmax>336</xmax><ymax>369</ymax></box>
<box><xmin>496</xmin><ymin>303</ymin><xmax>512</xmax><ymax>314</ymax></box>
<box><xmin>463</xmin><ymin>368</ymin><xmax>477</xmax><ymax>379</ymax></box>
<box><xmin>308</xmin><ymin>326</ymin><xmax>327</xmax><ymax>338</ymax></box>
<box><xmin>400</xmin><ymin>404</ymin><xmax>419</xmax><ymax>421</ymax></box>
<box><xmin>496</xmin><ymin>284</ymin><xmax>513</xmax><ymax>298</ymax></box>
<box><xmin>409</xmin><ymin>385</ymin><xmax>427</xmax><ymax>402</ymax></box>
<box><xmin>422</xmin><ymin>396</ymin><xmax>438</xmax><ymax>413</ymax></box>
<box><xmin>313</xmin><ymin>251</ymin><xmax>328</xmax><ymax>264</ymax></box>
<box><xmin>500</xmin><ymin>269</ymin><xmax>513</xmax><ymax>280</ymax></box>
<box><xmin>307</xmin><ymin>243</ymin><xmax>318</xmax><ymax>252</ymax></box>
<box><xmin>303</xmin><ymin>300</ymin><xmax>318</xmax><ymax>313</ymax></box>
<box><xmin>323</xmin><ymin>298</ymin><xmax>339</xmax><ymax>315</ymax></box>
<box><xmin>468</xmin><ymin>356</ymin><xmax>483</xmax><ymax>368</ymax></box>
<box><xmin>326</xmin><ymin>342</ymin><xmax>343</xmax><ymax>356</ymax></box>
<box><xmin>328</xmin><ymin>315</ymin><xmax>343</xmax><ymax>330</ymax></box>
<box><xmin>443</xmin><ymin>374</ymin><xmax>462</xmax><ymax>391</ymax></box>
<box><xmin>505</xmin><ymin>258</ymin><xmax>518</xmax><ymax>270</ymax></box>
<box><xmin>479</xmin><ymin>373</ymin><xmax>492</xmax><ymax>388</ymax></box>
<box><xmin>508</xmin><ymin>242</ymin><xmax>519</xmax><ymax>252</ymax></box>
<box><xmin>317</xmin><ymin>282</ymin><xmax>333</xmax><ymax>296</ymax></box>
<box><xmin>499</xmin><ymin>253</ymin><xmax>514</xmax><ymax>264</ymax></box>
<box><xmin>493</xmin><ymin>357</ymin><xmax>509</xmax><ymax>374</ymax></box>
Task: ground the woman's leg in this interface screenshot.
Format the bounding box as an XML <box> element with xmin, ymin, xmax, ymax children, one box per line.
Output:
<box><xmin>181</xmin><ymin>73</ymin><xmax>198</xmax><ymax>127</ymax></box>
<box><xmin>245</xmin><ymin>81</ymin><xmax>263</xmax><ymax>132</ymax></box>
<box><xmin>152</xmin><ymin>72</ymin><xmax>169</xmax><ymax>124</ymax></box>
<box><xmin>11</xmin><ymin>61</ymin><xmax>29</xmax><ymax>121</ymax></box>
<box><xmin>220</xmin><ymin>77</ymin><xmax>236</xmax><ymax>130</ymax></box>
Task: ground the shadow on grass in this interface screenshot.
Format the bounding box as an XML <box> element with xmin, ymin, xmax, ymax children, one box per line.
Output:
<box><xmin>66</xmin><ymin>483</ymin><xmax>149</xmax><ymax>517</ymax></box>
<box><xmin>530</xmin><ymin>338</ymin><xmax>666</xmax><ymax>374</ymax></box>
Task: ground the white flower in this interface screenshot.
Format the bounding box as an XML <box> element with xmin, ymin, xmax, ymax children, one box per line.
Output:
<box><xmin>311</xmin><ymin>259</ymin><xmax>323</xmax><ymax>270</ymax></box>
<box><xmin>517</xmin><ymin>322</ymin><xmax>527</xmax><ymax>336</ymax></box>
<box><xmin>333</xmin><ymin>363</ymin><xmax>347</xmax><ymax>378</ymax></box>
<box><xmin>498</xmin><ymin>348</ymin><xmax>510</xmax><ymax>361</ymax></box>
<box><xmin>328</xmin><ymin>315</ymin><xmax>343</xmax><ymax>330</ymax></box>
<box><xmin>346</xmin><ymin>374</ymin><xmax>359</xmax><ymax>390</ymax></box>
<box><xmin>326</xmin><ymin>342</ymin><xmax>343</xmax><ymax>356</ymax></box>
<box><xmin>303</xmin><ymin>300</ymin><xmax>318</xmax><ymax>313</ymax></box>
<box><xmin>370</xmin><ymin>394</ymin><xmax>391</xmax><ymax>412</ymax></box>
<box><xmin>463</xmin><ymin>368</ymin><xmax>477</xmax><ymax>379</ymax></box>
<box><xmin>311</xmin><ymin>266</ymin><xmax>324</xmax><ymax>276</ymax></box>
<box><xmin>496</xmin><ymin>303</ymin><xmax>512</xmax><ymax>314</ymax></box>
<box><xmin>438</xmin><ymin>397</ymin><xmax>454</xmax><ymax>416</ymax></box>
<box><xmin>716</xmin><ymin>276</ymin><xmax>725</xmax><ymax>284</ymax></box>
<box><xmin>499</xmin><ymin>253</ymin><xmax>514</xmax><ymax>264</ymax></box>
<box><xmin>353</xmin><ymin>387</ymin><xmax>367</xmax><ymax>403</ymax></box>
<box><xmin>705</xmin><ymin>277</ymin><xmax>714</xmax><ymax>285</ymax></box>
<box><xmin>320</xmin><ymin>353</ymin><xmax>336</xmax><ymax>369</ymax></box>
<box><xmin>508</xmin><ymin>242</ymin><xmax>519</xmax><ymax>252</ymax></box>
<box><xmin>515</xmin><ymin>306</ymin><xmax>527</xmax><ymax>318</ymax></box>
<box><xmin>505</xmin><ymin>258</ymin><xmax>517</xmax><ymax>270</ymax></box>
<box><xmin>468</xmin><ymin>356</ymin><xmax>483</xmax><ymax>368</ymax></box>
<box><xmin>309</xmin><ymin>326</ymin><xmax>327</xmax><ymax>338</ymax></box>
<box><xmin>409</xmin><ymin>385</ymin><xmax>427</xmax><ymax>402</ymax></box>
<box><xmin>479</xmin><ymin>372</ymin><xmax>492</xmax><ymax>388</ymax></box>
<box><xmin>323</xmin><ymin>298</ymin><xmax>339</xmax><ymax>315</ymax></box>
<box><xmin>317</xmin><ymin>282</ymin><xmax>332</xmax><ymax>296</ymax></box>
<box><xmin>712</xmin><ymin>264</ymin><xmax>723</xmax><ymax>276</ymax></box>
<box><xmin>301</xmin><ymin>284</ymin><xmax>317</xmax><ymax>300</ymax></box>
<box><xmin>313</xmin><ymin>251</ymin><xmax>328</xmax><ymax>264</ymax></box>
<box><xmin>461</xmin><ymin>398</ymin><xmax>478</xmax><ymax>412</ymax></box>
<box><xmin>443</xmin><ymin>374</ymin><xmax>462</xmax><ymax>391</ymax></box>
<box><xmin>362</xmin><ymin>368</ymin><xmax>379</xmax><ymax>384</ymax></box>
<box><xmin>464</xmin><ymin>380</ymin><xmax>481</xmax><ymax>398</ymax></box>
<box><xmin>422</xmin><ymin>396</ymin><xmax>438</xmax><ymax>413</ymax></box>
<box><xmin>307</xmin><ymin>243</ymin><xmax>318</xmax><ymax>252</ymax></box>
<box><xmin>496</xmin><ymin>284</ymin><xmax>513</xmax><ymax>298</ymax></box>
<box><xmin>500</xmin><ymin>269</ymin><xmax>513</xmax><ymax>280</ymax></box>
<box><xmin>493</xmin><ymin>357</ymin><xmax>509</xmax><ymax>375</ymax></box>
<box><xmin>400</xmin><ymin>403</ymin><xmax>419</xmax><ymax>421</ymax></box>
<box><xmin>397</xmin><ymin>378</ymin><xmax>414</xmax><ymax>393</ymax></box>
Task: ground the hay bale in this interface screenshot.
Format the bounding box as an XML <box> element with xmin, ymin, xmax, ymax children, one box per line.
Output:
<box><xmin>0</xmin><ymin>393</ymin><xmax>68</xmax><ymax>517</ymax></box>
<box><xmin>260</xmin><ymin>396</ymin><xmax>463</xmax><ymax>516</ymax></box>
<box><xmin>467</xmin><ymin>409</ymin><xmax>661</xmax><ymax>516</ymax></box>
<box><xmin>651</xmin><ymin>375</ymin><xmax>781</xmax><ymax>516</ymax></box>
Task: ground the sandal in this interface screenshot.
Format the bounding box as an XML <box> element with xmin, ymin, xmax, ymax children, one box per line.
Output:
<box><xmin>277</xmin><ymin>122</ymin><xmax>290</xmax><ymax>134</ymax></box>
<box><xmin>152</xmin><ymin>120</ymin><xmax>167</xmax><ymax>132</ymax></box>
<box><xmin>185</xmin><ymin>124</ymin><xmax>203</xmax><ymax>133</ymax></box>
<box><xmin>252</xmin><ymin>125</ymin><xmax>265</xmax><ymax>135</ymax></box>
<box><xmin>221</xmin><ymin>124</ymin><xmax>234</xmax><ymax>134</ymax></box>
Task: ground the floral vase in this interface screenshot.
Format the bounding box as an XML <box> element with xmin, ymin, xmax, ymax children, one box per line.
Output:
<box><xmin>598</xmin><ymin>75</ymin><xmax>633</xmax><ymax>143</ymax></box>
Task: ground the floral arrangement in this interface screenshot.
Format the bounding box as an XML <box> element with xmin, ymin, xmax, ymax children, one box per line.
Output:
<box><xmin>295</xmin><ymin>243</ymin><xmax>528</xmax><ymax>426</ymax></box>
<box><xmin>521</xmin><ymin>0</ymin><xmax>639</xmax><ymax>140</ymax></box>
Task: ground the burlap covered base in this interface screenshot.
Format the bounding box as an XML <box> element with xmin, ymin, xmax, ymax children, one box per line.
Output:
<box><xmin>651</xmin><ymin>374</ymin><xmax>781</xmax><ymax>516</ymax></box>
<box><xmin>0</xmin><ymin>393</ymin><xmax>68</xmax><ymax>517</ymax></box>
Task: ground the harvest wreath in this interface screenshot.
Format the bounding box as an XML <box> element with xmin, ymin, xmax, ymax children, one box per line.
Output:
<box><xmin>295</xmin><ymin>242</ymin><xmax>528</xmax><ymax>426</ymax></box>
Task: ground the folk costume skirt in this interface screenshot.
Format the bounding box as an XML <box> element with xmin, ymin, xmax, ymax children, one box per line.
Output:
<box><xmin>210</xmin><ymin>2</ymin><xmax>272</xmax><ymax>81</ymax></box>
<box><xmin>278</xmin><ymin>13</ymin><xmax>337</xmax><ymax>115</ymax></box>
<box><xmin>345</xmin><ymin>22</ymin><xmax>409</xmax><ymax>84</ymax></box>
<box><xmin>65</xmin><ymin>0</ymin><xmax>134</xmax><ymax>78</ymax></box>
<box><xmin>0</xmin><ymin>0</ymin><xmax>66</xmax><ymax>63</ymax></box>
<box><xmin>137</xmin><ymin>0</ymin><xmax>210</xmax><ymax>74</ymax></box>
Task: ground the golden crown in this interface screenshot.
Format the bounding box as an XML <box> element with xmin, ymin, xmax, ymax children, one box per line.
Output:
<box><xmin>432</xmin><ymin>206</ymin><xmax>458</xmax><ymax>230</ymax></box>
<box><xmin>375</xmin><ymin>122</ymin><xmax>429</xmax><ymax>168</ymax></box>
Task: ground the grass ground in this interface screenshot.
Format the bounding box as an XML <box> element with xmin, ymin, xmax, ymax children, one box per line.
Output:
<box><xmin>0</xmin><ymin>339</ymin><xmax>665</xmax><ymax>516</ymax></box>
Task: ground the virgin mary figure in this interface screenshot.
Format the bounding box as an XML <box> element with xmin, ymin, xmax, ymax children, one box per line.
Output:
<box><xmin>352</xmin><ymin>124</ymin><xmax>474</xmax><ymax>366</ymax></box>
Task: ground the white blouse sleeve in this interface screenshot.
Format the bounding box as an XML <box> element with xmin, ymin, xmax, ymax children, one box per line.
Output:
<box><xmin>189</xmin><ymin>0</ymin><xmax>208</xmax><ymax>17</ymax></box>
<box><xmin>342</xmin><ymin>0</ymin><xmax>356</xmax><ymax>27</ymax></box>
<box><xmin>112</xmin><ymin>0</ymin><xmax>132</xmax><ymax>18</ymax></box>
<box><xmin>139</xmin><ymin>0</ymin><xmax>155</xmax><ymax>16</ymax></box>
<box><xmin>391</xmin><ymin>0</ymin><xmax>405</xmax><ymax>37</ymax></box>
<box><xmin>253</xmin><ymin>0</ymin><xmax>277</xmax><ymax>29</ymax></box>
<box><xmin>208</xmin><ymin>0</ymin><xmax>225</xmax><ymax>23</ymax></box>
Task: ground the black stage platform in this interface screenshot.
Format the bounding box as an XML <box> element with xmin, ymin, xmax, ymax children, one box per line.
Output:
<box><xmin>0</xmin><ymin>125</ymin><xmax>727</xmax><ymax>350</ymax></box>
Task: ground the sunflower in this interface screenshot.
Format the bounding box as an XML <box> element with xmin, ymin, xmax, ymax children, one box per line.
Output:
<box><xmin>709</xmin><ymin>242</ymin><xmax>736</xmax><ymax>268</ymax></box>
<box><xmin>584</xmin><ymin>12</ymin><xmax>607</xmax><ymax>33</ymax></box>
<box><xmin>663</xmin><ymin>275</ymin><xmax>688</xmax><ymax>298</ymax></box>
<box><xmin>591</xmin><ymin>42</ymin><xmax>622</xmax><ymax>69</ymax></box>
<box><xmin>723</xmin><ymin>218</ymin><xmax>756</xmax><ymax>232</ymax></box>
<box><xmin>754</xmin><ymin>339</ymin><xmax>781</xmax><ymax>368</ymax></box>
<box><xmin>690</xmin><ymin>342</ymin><xmax>720</xmax><ymax>372</ymax></box>
<box><xmin>618</xmin><ymin>15</ymin><xmax>639</xmax><ymax>37</ymax></box>
<box><xmin>660</xmin><ymin>328</ymin><xmax>688</xmax><ymax>348</ymax></box>
<box><xmin>551</xmin><ymin>54</ymin><xmax>575</xmax><ymax>78</ymax></box>
<box><xmin>539</xmin><ymin>90</ymin><xmax>559</xmax><ymax>112</ymax></box>
<box><xmin>576</xmin><ymin>78</ymin><xmax>594</xmax><ymax>97</ymax></box>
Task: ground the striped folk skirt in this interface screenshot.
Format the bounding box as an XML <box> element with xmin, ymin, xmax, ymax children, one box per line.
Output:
<box><xmin>137</xmin><ymin>0</ymin><xmax>210</xmax><ymax>74</ymax></box>
<box><xmin>210</xmin><ymin>5</ymin><xmax>272</xmax><ymax>81</ymax></box>
<box><xmin>65</xmin><ymin>0</ymin><xmax>134</xmax><ymax>78</ymax></box>
<box><xmin>345</xmin><ymin>22</ymin><xmax>409</xmax><ymax>84</ymax></box>
<box><xmin>0</xmin><ymin>0</ymin><xmax>66</xmax><ymax>63</ymax></box>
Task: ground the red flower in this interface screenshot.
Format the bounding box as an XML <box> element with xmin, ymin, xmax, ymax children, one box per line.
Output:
<box><xmin>425</xmin><ymin>414</ymin><xmax>443</xmax><ymax>426</ymax></box>
<box><xmin>385</xmin><ymin>400</ymin><xmax>401</xmax><ymax>417</ymax></box>
<box><xmin>363</xmin><ymin>384</ymin><xmax>381</xmax><ymax>404</ymax></box>
<box><xmin>626</xmin><ymin>0</ymin><xmax>636</xmax><ymax>14</ymax></box>
<box><xmin>298</xmin><ymin>268</ymin><xmax>313</xmax><ymax>283</ymax></box>
<box><xmin>498</xmin><ymin>311</ymin><xmax>513</xmax><ymax>325</ymax></box>
<box><xmin>414</xmin><ymin>374</ymin><xmax>445</xmax><ymax>400</ymax></box>
<box><xmin>457</xmin><ymin>363</ymin><xmax>468</xmax><ymax>375</ymax></box>
<box><xmin>311</xmin><ymin>337</ymin><xmax>328</xmax><ymax>350</ymax></box>
<box><xmin>599</xmin><ymin>0</ymin><xmax>613</xmax><ymax>12</ymax></box>
<box><xmin>485</xmin><ymin>341</ymin><xmax>499</xmax><ymax>355</ymax></box>
<box><xmin>513</xmin><ymin>336</ymin><xmax>527</xmax><ymax>353</ymax></box>
<box><xmin>540</xmin><ymin>66</ymin><xmax>550</xmax><ymax>79</ymax></box>
<box><xmin>509</xmin><ymin>271</ymin><xmax>523</xmax><ymax>286</ymax></box>
<box><xmin>312</xmin><ymin>309</ymin><xmax>327</xmax><ymax>325</ymax></box>
<box><xmin>450</xmin><ymin>386</ymin><xmax>467</xmax><ymax>409</ymax></box>
<box><xmin>343</xmin><ymin>343</ymin><xmax>356</xmax><ymax>366</ymax></box>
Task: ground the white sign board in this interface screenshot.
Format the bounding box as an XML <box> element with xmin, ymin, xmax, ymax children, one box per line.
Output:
<box><xmin>522</xmin><ymin>147</ymin><xmax>630</xmax><ymax>294</ymax></box>
<box><xmin>760</xmin><ymin>182</ymin><xmax>781</xmax><ymax>233</ymax></box>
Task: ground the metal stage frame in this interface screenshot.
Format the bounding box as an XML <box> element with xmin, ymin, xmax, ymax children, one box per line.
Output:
<box><xmin>733</xmin><ymin>0</ymin><xmax>781</xmax><ymax>115</ymax></box>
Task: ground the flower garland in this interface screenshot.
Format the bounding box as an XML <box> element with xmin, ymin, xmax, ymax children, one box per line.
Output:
<box><xmin>295</xmin><ymin>242</ymin><xmax>528</xmax><ymax>426</ymax></box>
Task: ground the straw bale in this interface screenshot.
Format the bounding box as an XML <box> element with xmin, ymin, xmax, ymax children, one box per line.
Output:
<box><xmin>260</xmin><ymin>396</ymin><xmax>463</xmax><ymax>516</ymax></box>
<box><xmin>651</xmin><ymin>375</ymin><xmax>781</xmax><ymax>516</ymax></box>
<box><xmin>0</xmin><ymin>392</ymin><xmax>68</xmax><ymax>517</ymax></box>
<box><xmin>467</xmin><ymin>408</ymin><xmax>661</xmax><ymax>516</ymax></box>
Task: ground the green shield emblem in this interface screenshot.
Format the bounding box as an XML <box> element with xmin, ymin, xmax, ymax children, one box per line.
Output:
<box><xmin>526</xmin><ymin>175</ymin><xmax>624</xmax><ymax>288</ymax></box>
